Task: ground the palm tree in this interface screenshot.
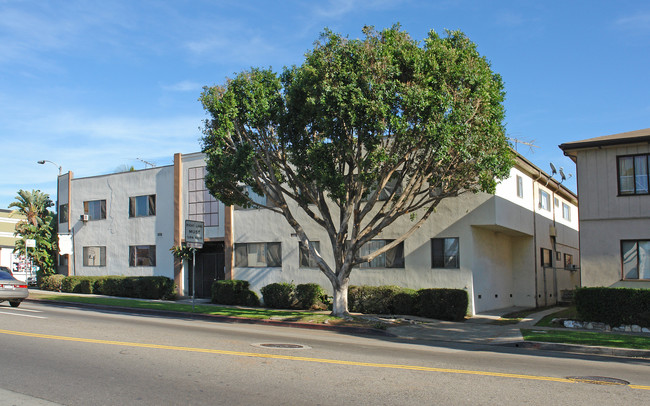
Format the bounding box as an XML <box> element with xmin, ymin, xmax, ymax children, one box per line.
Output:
<box><xmin>9</xmin><ymin>189</ymin><xmax>56</xmax><ymax>275</ymax></box>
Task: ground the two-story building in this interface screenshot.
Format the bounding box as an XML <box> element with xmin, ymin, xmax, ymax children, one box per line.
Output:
<box><xmin>560</xmin><ymin>127</ymin><xmax>650</xmax><ymax>289</ymax></box>
<box><xmin>0</xmin><ymin>209</ymin><xmax>23</xmax><ymax>270</ymax></box>
<box><xmin>57</xmin><ymin>151</ymin><xmax>579</xmax><ymax>315</ymax></box>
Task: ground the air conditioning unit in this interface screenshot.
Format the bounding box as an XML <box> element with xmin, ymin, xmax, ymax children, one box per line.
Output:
<box><xmin>569</xmin><ymin>264</ymin><xmax>578</xmax><ymax>271</ymax></box>
<box><xmin>80</xmin><ymin>214</ymin><xmax>89</xmax><ymax>222</ymax></box>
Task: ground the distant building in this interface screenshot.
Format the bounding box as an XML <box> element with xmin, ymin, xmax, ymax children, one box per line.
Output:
<box><xmin>58</xmin><ymin>151</ymin><xmax>579</xmax><ymax>314</ymax></box>
<box><xmin>560</xmin><ymin>127</ymin><xmax>650</xmax><ymax>288</ymax></box>
<box><xmin>0</xmin><ymin>209</ymin><xmax>23</xmax><ymax>270</ymax></box>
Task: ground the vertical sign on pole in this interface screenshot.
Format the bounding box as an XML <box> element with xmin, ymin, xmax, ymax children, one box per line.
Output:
<box><xmin>185</xmin><ymin>220</ymin><xmax>204</xmax><ymax>311</ymax></box>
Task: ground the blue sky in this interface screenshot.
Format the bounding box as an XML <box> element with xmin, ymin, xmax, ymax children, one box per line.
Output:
<box><xmin>1</xmin><ymin>0</ymin><xmax>649</xmax><ymax>209</ymax></box>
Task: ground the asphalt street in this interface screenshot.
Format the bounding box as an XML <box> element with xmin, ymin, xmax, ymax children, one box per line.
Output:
<box><xmin>1</xmin><ymin>301</ymin><xmax>649</xmax><ymax>405</ymax></box>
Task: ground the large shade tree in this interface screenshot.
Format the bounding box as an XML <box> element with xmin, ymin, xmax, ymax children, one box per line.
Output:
<box><xmin>10</xmin><ymin>189</ymin><xmax>56</xmax><ymax>276</ymax></box>
<box><xmin>200</xmin><ymin>26</ymin><xmax>514</xmax><ymax>317</ymax></box>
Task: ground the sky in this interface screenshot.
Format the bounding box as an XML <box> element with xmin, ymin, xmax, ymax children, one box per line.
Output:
<box><xmin>1</xmin><ymin>0</ymin><xmax>649</xmax><ymax>209</ymax></box>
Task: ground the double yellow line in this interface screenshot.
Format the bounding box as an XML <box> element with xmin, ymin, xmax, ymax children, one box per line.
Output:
<box><xmin>2</xmin><ymin>329</ymin><xmax>648</xmax><ymax>391</ymax></box>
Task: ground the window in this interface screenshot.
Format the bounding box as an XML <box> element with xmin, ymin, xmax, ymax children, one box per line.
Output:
<box><xmin>188</xmin><ymin>167</ymin><xmax>219</xmax><ymax>225</ymax></box>
<box><xmin>364</xmin><ymin>172</ymin><xmax>402</xmax><ymax>201</ymax></box>
<box><xmin>84</xmin><ymin>200</ymin><xmax>106</xmax><ymax>220</ymax></box>
<box><xmin>234</xmin><ymin>242</ymin><xmax>282</xmax><ymax>267</ymax></box>
<box><xmin>299</xmin><ymin>241</ymin><xmax>320</xmax><ymax>268</ymax></box>
<box><xmin>59</xmin><ymin>204</ymin><xmax>68</xmax><ymax>223</ymax></box>
<box><xmin>129</xmin><ymin>195</ymin><xmax>155</xmax><ymax>217</ymax></box>
<box><xmin>83</xmin><ymin>246</ymin><xmax>106</xmax><ymax>267</ymax></box>
<box><xmin>359</xmin><ymin>240</ymin><xmax>404</xmax><ymax>268</ymax></box>
<box><xmin>432</xmin><ymin>238</ymin><xmax>459</xmax><ymax>269</ymax></box>
<box><xmin>541</xmin><ymin>248</ymin><xmax>552</xmax><ymax>267</ymax></box>
<box><xmin>618</xmin><ymin>154</ymin><xmax>649</xmax><ymax>195</ymax></box>
<box><xmin>562</xmin><ymin>202</ymin><xmax>571</xmax><ymax>221</ymax></box>
<box><xmin>129</xmin><ymin>245</ymin><xmax>156</xmax><ymax>267</ymax></box>
<box><xmin>554</xmin><ymin>197</ymin><xmax>559</xmax><ymax>207</ymax></box>
<box><xmin>556</xmin><ymin>251</ymin><xmax>562</xmax><ymax>261</ymax></box>
<box><xmin>621</xmin><ymin>240</ymin><xmax>650</xmax><ymax>280</ymax></box>
<box><xmin>516</xmin><ymin>175</ymin><xmax>523</xmax><ymax>198</ymax></box>
<box><xmin>539</xmin><ymin>190</ymin><xmax>550</xmax><ymax>211</ymax></box>
<box><xmin>564</xmin><ymin>253</ymin><xmax>574</xmax><ymax>269</ymax></box>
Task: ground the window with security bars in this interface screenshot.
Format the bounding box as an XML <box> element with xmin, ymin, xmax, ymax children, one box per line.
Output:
<box><xmin>83</xmin><ymin>246</ymin><xmax>106</xmax><ymax>267</ymax></box>
<box><xmin>188</xmin><ymin>167</ymin><xmax>219</xmax><ymax>226</ymax></box>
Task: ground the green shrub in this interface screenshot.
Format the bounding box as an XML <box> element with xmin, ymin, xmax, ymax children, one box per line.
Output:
<box><xmin>61</xmin><ymin>276</ymin><xmax>94</xmax><ymax>294</ymax></box>
<box><xmin>261</xmin><ymin>282</ymin><xmax>296</xmax><ymax>309</ymax></box>
<box><xmin>347</xmin><ymin>285</ymin><xmax>418</xmax><ymax>315</ymax></box>
<box><xmin>416</xmin><ymin>288</ymin><xmax>468</xmax><ymax>321</ymax></box>
<box><xmin>40</xmin><ymin>274</ymin><xmax>65</xmax><ymax>291</ymax></box>
<box><xmin>212</xmin><ymin>280</ymin><xmax>259</xmax><ymax>306</ymax></box>
<box><xmin>295</xmin><ymin>283</ymin><xmax>329</xmax><ymax>310</ymax></box>
<box><xmin>392</xmin><ymin>289</ymin><xmax>418</xmax><ymax>315</ymax></box>
<box><xmin>575</xmin><ymin>287</ymin><xmax>650</xmax><ymax>327</ymax></box>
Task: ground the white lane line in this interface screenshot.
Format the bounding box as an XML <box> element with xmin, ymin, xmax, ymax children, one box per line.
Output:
<box><xmin>0</xmin><ymin>311</ymin><xmax>47</xmax><ymax>319</ymax></box>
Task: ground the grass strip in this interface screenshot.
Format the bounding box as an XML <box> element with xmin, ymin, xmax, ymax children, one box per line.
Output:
<box><xmin>521</xmin><ymin>328</ymin><xmax>650</xmax><ymax>350</ymax></box>
<box><xmin>29</xmin><ymin>292</ymin><xmax>336</xmax><ymax>323</ymax></box>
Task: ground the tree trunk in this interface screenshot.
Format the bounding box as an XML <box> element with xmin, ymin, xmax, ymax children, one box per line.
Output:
<box><xmin>330</xmin><ymin>279</ymin><xmax>350</xmax><ymax>318</ymax></box>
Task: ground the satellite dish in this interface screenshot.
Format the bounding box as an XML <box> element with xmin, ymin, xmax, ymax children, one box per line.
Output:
<box><xmin>559</xmin><ymin>167</ymin><xmax>566</xmax><ymax>181</ymax></box>
<box><xmin>549</xmin><ymin>162</ymin><xmax>557</xmax><ymax>176</ymax></box>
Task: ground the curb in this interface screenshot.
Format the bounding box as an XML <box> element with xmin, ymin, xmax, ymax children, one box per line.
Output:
<box><xmin>25</xmin><ymin>297</ymin><xmax>393</xmax><ymax>337</ymax></box>
<box><xmin>514</xmin><ymin>340</ymin><xmax>650</xmax><ymax>359</ymax></box>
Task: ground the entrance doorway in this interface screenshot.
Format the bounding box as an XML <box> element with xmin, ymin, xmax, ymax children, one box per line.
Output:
<box><xmin>189</xmin><ymin>242</ymin><xmax>225</xmax><ymax>298</ymax></box>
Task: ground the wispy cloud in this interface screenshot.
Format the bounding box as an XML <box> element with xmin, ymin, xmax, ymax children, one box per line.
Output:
<box><xmin>613</xmin><ymin>12</ymin><xmax>650</xmax><ymax>36</ymax></box>
<box><xmin>161</xmin><ymin>80</ymin><xmax>203</xmax><ymax>92</ymax></box>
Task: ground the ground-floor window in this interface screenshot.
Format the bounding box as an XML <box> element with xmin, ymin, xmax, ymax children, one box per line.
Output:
<box><xmin>563</xmin><ymin>253</ymin><xmax>573</xmax><ymax>269</ymax></box>
<box><xmin>541</xmin><ymin>248</ymin><xmax>552</xmax><ymax>267</ymax></box>
<box><xmin>621</xmin><ymin>240</ymin><xmax>650</xmax><ymax>280</ymax></box>
<box><xmin>431</xmin><ymin>238</ymin><xmax>459</xmax><ymax>269</ymax></box>
<box><xmin>129</xmin><ymin>245</ymin><xmax>156</xmax><ymax>267</ymax></box>
<box><xmin>83</xmin><ymin>246</ymin><xmax>106</xmax><ymax>267</ymax></box>
<box><xmin>235</xmin><ymin>242</ymin><xmax>282</xmax><ymax>267</ymax></box>
<box><xmin>299</xmin><ymin>241</ymin><xmax>320</xmax><ymax>268</ymax></box>
<box><xmin>358</xmin><ymin>240</ymin><xmax>404</xmax><ymax>268</ymax></box>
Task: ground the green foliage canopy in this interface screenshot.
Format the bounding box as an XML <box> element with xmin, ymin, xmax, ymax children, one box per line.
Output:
<box><xmin>200</xmin><ymin>25</ymin><xmax>514</xmax><ymax>315</ymax></box>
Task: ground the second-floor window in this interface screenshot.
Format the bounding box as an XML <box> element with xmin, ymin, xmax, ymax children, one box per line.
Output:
<box><xmin>129</xmin><ymin>195</ymin><xmax>156</xmax><ymax>217</ymax></box>
<box><xmin>539</xmin><ymin>190</ymin><xmax>550</xmax><ymax>211</ymax></box>
<box><xmin>516</xmin><ymin>175</ymin><xmax>523</xmax><ymax>198</ymax></box>
<box><xmin>541</xmin><ymin>248</ymin><xmax>552</xmax><ymax>267</ymax></box>
<box><xmin>59</xmin><ymin>204</ymin><xmax>68</xmax><ymax>223</ymax></box>
<box><xmin>562</xmin><ymin>203</ymin><xmax>571</xmax><ymax>221</ymax></box>
<box><xmin>84</xmin><ymin>199</ymin><xmax>106</xmax><ymax>220</ymax></box>
<box><xmin>618</xmin><ymin>154</ymin><xmax>649</xmax><ymax>195</ymax></box>
<box><xmin>188</xmin><ymin>167</ymin><xmax>219</xmax><ymax>226</ymax></box>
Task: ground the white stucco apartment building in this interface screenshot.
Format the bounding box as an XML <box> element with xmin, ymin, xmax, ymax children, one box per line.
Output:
<box><xmin>560</xmin><ymin>128</ymin><xmax>650</xmax><ymax>289</ymax></box>
<box><xmin>57</xmin><ymin>151</ymin><xmax>579</xmax><ymax>315</ymax></box>
<box><xmin>0</xmin><ymin>209</ymin><xmax>23</xmax><ymax>270</ymax></box>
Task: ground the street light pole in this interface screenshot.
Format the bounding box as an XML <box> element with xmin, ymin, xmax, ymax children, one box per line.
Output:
<box><xmin>37</xmin><ymin>160</ymin><xmax>62</xmax><ymax>176</ymax></box>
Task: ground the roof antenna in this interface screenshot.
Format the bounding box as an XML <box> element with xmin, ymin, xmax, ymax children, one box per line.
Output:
<box><xmin>549</xmin><ymin>162</ymin><xmax>557</xmax><ymax>176</ymax></box>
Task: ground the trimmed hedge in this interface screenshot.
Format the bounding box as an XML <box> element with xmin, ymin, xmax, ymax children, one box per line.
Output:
<box><xmin>40</xmin><ymin>274</ymin><xmax>65</xmax><ymax>292</ymax></box>
<box><xmin>295</xmin><ymin>283</ymin><xmax>329</xmax><ymax>310</ymax></box>
<box><xmin>261</xmin><ymin>282</ymin><xmax>297</xmax><ymax>309</ymax></box>
<box><xmin>416</xmin><ymin>288</ymin><xmax>468</xmax><ymax>322</ymax></box>
<box><xmin>40</xmin><ymin>275</ymin><xmax>175</xmax><ymax>300</ymax></box>
<box><xmin>348</xmin><ymin>285</ymin><xmax>468</xmax><ymax>321</ymax></box>
<box><xmin>575</xmin><ymin>287</ymin><xmax>650</xmax><ymax>327</ymax></box>
<box><xmin>212</xmin><ymin>280</ymin><xmax>260</xmax><ymax>306</ymax></box>
<box><xmin>348</xmin><ymin>285</ymin><xmax>416</xmax><ymax>314</ymax></box>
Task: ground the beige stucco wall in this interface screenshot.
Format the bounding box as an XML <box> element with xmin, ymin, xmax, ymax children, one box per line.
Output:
<box><xmin>573</xmin><ymin>143</ymin><xmax>650</xmax><ymax>288</ymax></box>
<box><xmin>232</xmin><ymin>163</ymin><xmax>580</xmax><ymax>315</ymax></box>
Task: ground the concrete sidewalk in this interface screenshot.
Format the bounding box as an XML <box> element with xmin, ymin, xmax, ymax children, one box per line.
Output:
<box><xmin>383</xmin><ymin>306</ymin><xmax>559</xmax><ymax>345</ymax></box>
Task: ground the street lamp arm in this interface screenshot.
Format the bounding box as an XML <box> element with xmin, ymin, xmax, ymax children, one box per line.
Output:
<box><xmin>37</xmin><ymin>160</ymin><xmax>62</xmax><ymax>176</ymax></box>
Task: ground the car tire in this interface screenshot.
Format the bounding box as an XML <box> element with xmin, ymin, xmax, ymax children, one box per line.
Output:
<box><xmin>9</xmin><ymin>300</ymin><xmax>21</xmax><ymax>308</ymax></box>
